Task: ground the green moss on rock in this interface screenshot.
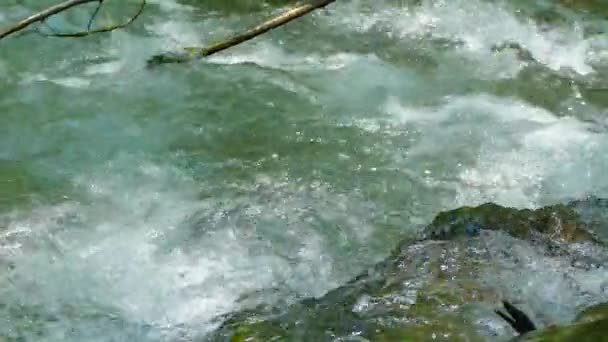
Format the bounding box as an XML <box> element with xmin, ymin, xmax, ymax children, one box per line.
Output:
<box><xmin>513</xmin><ymin>302</ymin><xmax>608</xmax><ymax>342</ymax></box>
<box><xmin>209</xmin><ymin>199</ymin><xmax>607</xmax><ymax>342</ymax></box>
<box><xmin>422</xmin><ymin>202</ymin><xmax>599</xmax><ymax>244</ymax></box>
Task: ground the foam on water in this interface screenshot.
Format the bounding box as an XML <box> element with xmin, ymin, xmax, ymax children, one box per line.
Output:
<box><xmin>207</xmin><ymin>42</ymin><xmax>369</xmax><ymax>71</ymax></box>
<box><xmin>147</xmin><ymin>0</ymin><xmax>195</xmax><ymax>13</ymax></box>
<box><xmin>480</xmin><ymin>231</ymin><xmax>608</xmax><ymax>328</ymax></box>
<box><xmin>29</xmin><ymin>0</ymin><xmax>600</xmax><ymax>90</ymax></box>
<box><xmin>0</xmin><ymin>156</ymin><xmax>382</xmax><ymax>340</ymax></box>
<box><xmin>384</xmin><ymin>94</ymin><xmax>559</xmax><ymax>126</ymax></box>
<box><xmin>455</xmin><ymin>114</ymin><xmax>606</xmax><ymax>208</ymax></box>
<box><xmin>149</xmin><ymin>19</ymin><xmax>204</xmax><ymax>50</ymax></box>
<box><xmin>20</xmin><ymin>74</ymin><xmax>92</xmax><ymax>89</ymax></box>
<box><xmin>361</xmin><ymin>94</ymin><xmax>608</xmax><ymax>209</ymax></box>
<box><xmin>328</xmin><ymin>0</ymin><xmax>598</xmax><ymax>76</ymax></box>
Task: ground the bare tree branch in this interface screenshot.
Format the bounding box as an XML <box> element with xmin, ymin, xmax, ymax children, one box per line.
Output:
<box><xmin>2</xmin><ymin>0</ymin><xmax>338</xmax><ymax>68</ymax></box>
<box><xmin>148</xmin><ymin>0</ymin><xmax>337</xmax><ymax>65</ymax></box>
<box><xmin>36</xmin><ymin>0</ymin><xmax>146</xmax><ymax>38</ymax></box>
<box><xmin>0</xmin><ymin>0</ymin><xmax>145</xmax><ymax>40</ymax></box>
<box><xmin>1</xmin><ymin>0</ymin><xmax>98</xmax><ymax>39</ymax></box>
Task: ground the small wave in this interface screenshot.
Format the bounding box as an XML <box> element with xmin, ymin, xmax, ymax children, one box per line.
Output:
<box><xmin>349</xmin><ymin>94</ymin><xmax>608</xmax><ymax>209</ymax></box>
<box><xmin>326</xmin><ymin>0</ymin><xmax>597</xmax><ymax>75</ymax></box>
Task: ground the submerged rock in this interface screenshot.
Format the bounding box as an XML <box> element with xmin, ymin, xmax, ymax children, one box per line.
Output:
<box><xmin>0</xmin><ymin>302</ymin><xmax>157</xmax><ymax>341</ymax></box>
<box><xmin>206</xmin><ymin>198</ymin><xmax>608</xmax><ymax>341</ymax></box>
<box><xmin>560</xmin><ymin>0</ymin><xmax>608</xmax><ymax>15</ymax></box>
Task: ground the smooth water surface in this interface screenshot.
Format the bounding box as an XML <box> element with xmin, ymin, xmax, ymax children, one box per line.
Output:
<box><xmin>1</xmin><ymin>0</ymin><xmax>607</xmax><ymax>340</ymax></box>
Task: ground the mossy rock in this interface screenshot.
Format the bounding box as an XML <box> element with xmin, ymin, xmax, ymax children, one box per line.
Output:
<box><xmin>209</xmin><ymin>199</ymin><xmax>608</xmax><ymax>341</ymax></box>
<box><xmin>229</xmin><ymin>321</ymin><xmax>288</xmax><ymax>341</ymax></box>
<box><xmin>210</xmin><ymin>238</ymin><xmax>498</xmax><ymax>341</ymax></box>
<box><xmin>559</xmin><ymin>0</ymin><xmax>608</xmax><ymax>15</ymax></box>
<box><xmin>421</xmin><ymin>202</ymin><xmax>599</xmax><ymax>244</ymax></box>
<box><xmin>575</xmin><ymin>302</ymin><xmax>608</xmax><ymax>324</ymax></box>
<box><xmin>513</xmin><ymin>302</ymin><xmax>608</xmax><ymax>342</ymax></box>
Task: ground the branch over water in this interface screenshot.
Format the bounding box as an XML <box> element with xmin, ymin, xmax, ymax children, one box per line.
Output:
<box><xmin>0</xmin><ymin>0</ymin><xmax>146</xmax><ymax>40</ymax></box>
<box><xmin>147</xmin><ymin>0</ymin><xmax>337</xmax><ymax>66</ymax></box>
<box><xmin>0</xmin><ymin>0</ymin><xmax>338</xmax><ymax>67</ymax></box>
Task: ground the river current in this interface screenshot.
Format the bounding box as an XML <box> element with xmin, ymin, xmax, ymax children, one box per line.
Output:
<box><xmin>1</xmin><ymin>0</ymin><xmax>607</xmax><ymax>340</ymax></box>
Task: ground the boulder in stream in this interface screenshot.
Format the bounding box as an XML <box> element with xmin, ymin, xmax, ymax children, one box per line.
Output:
<box><xmin>207</xmin><ymin>197</ymin><xmax>608</xmax><ymax>341</ymax></box>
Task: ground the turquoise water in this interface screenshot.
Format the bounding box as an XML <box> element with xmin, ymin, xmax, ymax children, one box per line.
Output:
<box><xmin>1</xmin><ymin>0</ymin><xmax>607</xmax><ymax>340</ymax></box>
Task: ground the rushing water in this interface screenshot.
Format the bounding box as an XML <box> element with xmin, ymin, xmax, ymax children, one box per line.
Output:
<box><xmin>1</xmin><ymin>0</ymin><xmax>607</xmax><ymax>340</ymax></box>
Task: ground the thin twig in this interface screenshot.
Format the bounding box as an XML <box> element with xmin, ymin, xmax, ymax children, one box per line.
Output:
<box><xmin>37</xmin><ymin>0</ymin><xmax>146</xmax><ymax>38</ymax></box>
<box><xmin>87</xmin><ymin>0</ymin><xmax>104</xmax><ymax>31</ymax></box>
<box><xmin>0</xmin><ymin>0</ymin><xmax>145</xmax><ymax>40</ymax></box>
<box><xmin>0</xmin><ymin>0</ymin><xmax>99</xmax><ymax>39</ymax></box>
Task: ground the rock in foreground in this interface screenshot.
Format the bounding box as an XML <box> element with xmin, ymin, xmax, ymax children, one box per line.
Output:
<box><xmin>207</xmin><ymin>198</ymin><xmax>608</xmax><ymax>341</ymax></box>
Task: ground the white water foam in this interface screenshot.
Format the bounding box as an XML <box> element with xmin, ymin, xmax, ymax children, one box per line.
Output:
<box><xmin>206</xmin><ymin>41</ymin><xmax>370</xmax><ymax>71</ymax></box>
<box><xmin>366</xmin><ymin>94</ymin><xmax>608</xmax><ymax>209</ymax></box>
<box><xmin>454</xmin><ymin>114</ymin><xmax>605</xmax><ymax>208</ymax></box>
<box><xmin>481</xmin><ymin>231</ymin><xmax>608</xmax><ymax>327</ymax></box>
<box><xmin>327</xmin><ymin>0</ymin><xmax>597</xmax><ymax>76</ymax></box>
<box><xmin>0</xmin><ymin>158</ymin><xmax>378</xmax><ymax>339</ymax></box>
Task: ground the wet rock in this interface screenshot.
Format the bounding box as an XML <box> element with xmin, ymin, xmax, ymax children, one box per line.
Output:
<box><xmin>568</xmin><ymin>197</ymin><xmax>608</xmax><ymax>244</ymax></box>
<box><xmin>421</xmin><ymin>201</ymin><xmax>601</xmax><ymax>244</ymax></box>
<box><xmin>575</xmin><ymin>302</ymin><xmax>608</xmax><ymax>323</ymax></box>
<box><xmin>512</xmin><ymin>302</ymin><xmax>608</xmax><ymax>341</ymax></box>
<box><xmin>206</xmin><ymin>199</ymin><xmax>608</xmax><ymax>341</ymax></box>
<box><xmin>559</xmin><ymin>0</ymin><xmax>608</xmax><ymax>15</ymax></box>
